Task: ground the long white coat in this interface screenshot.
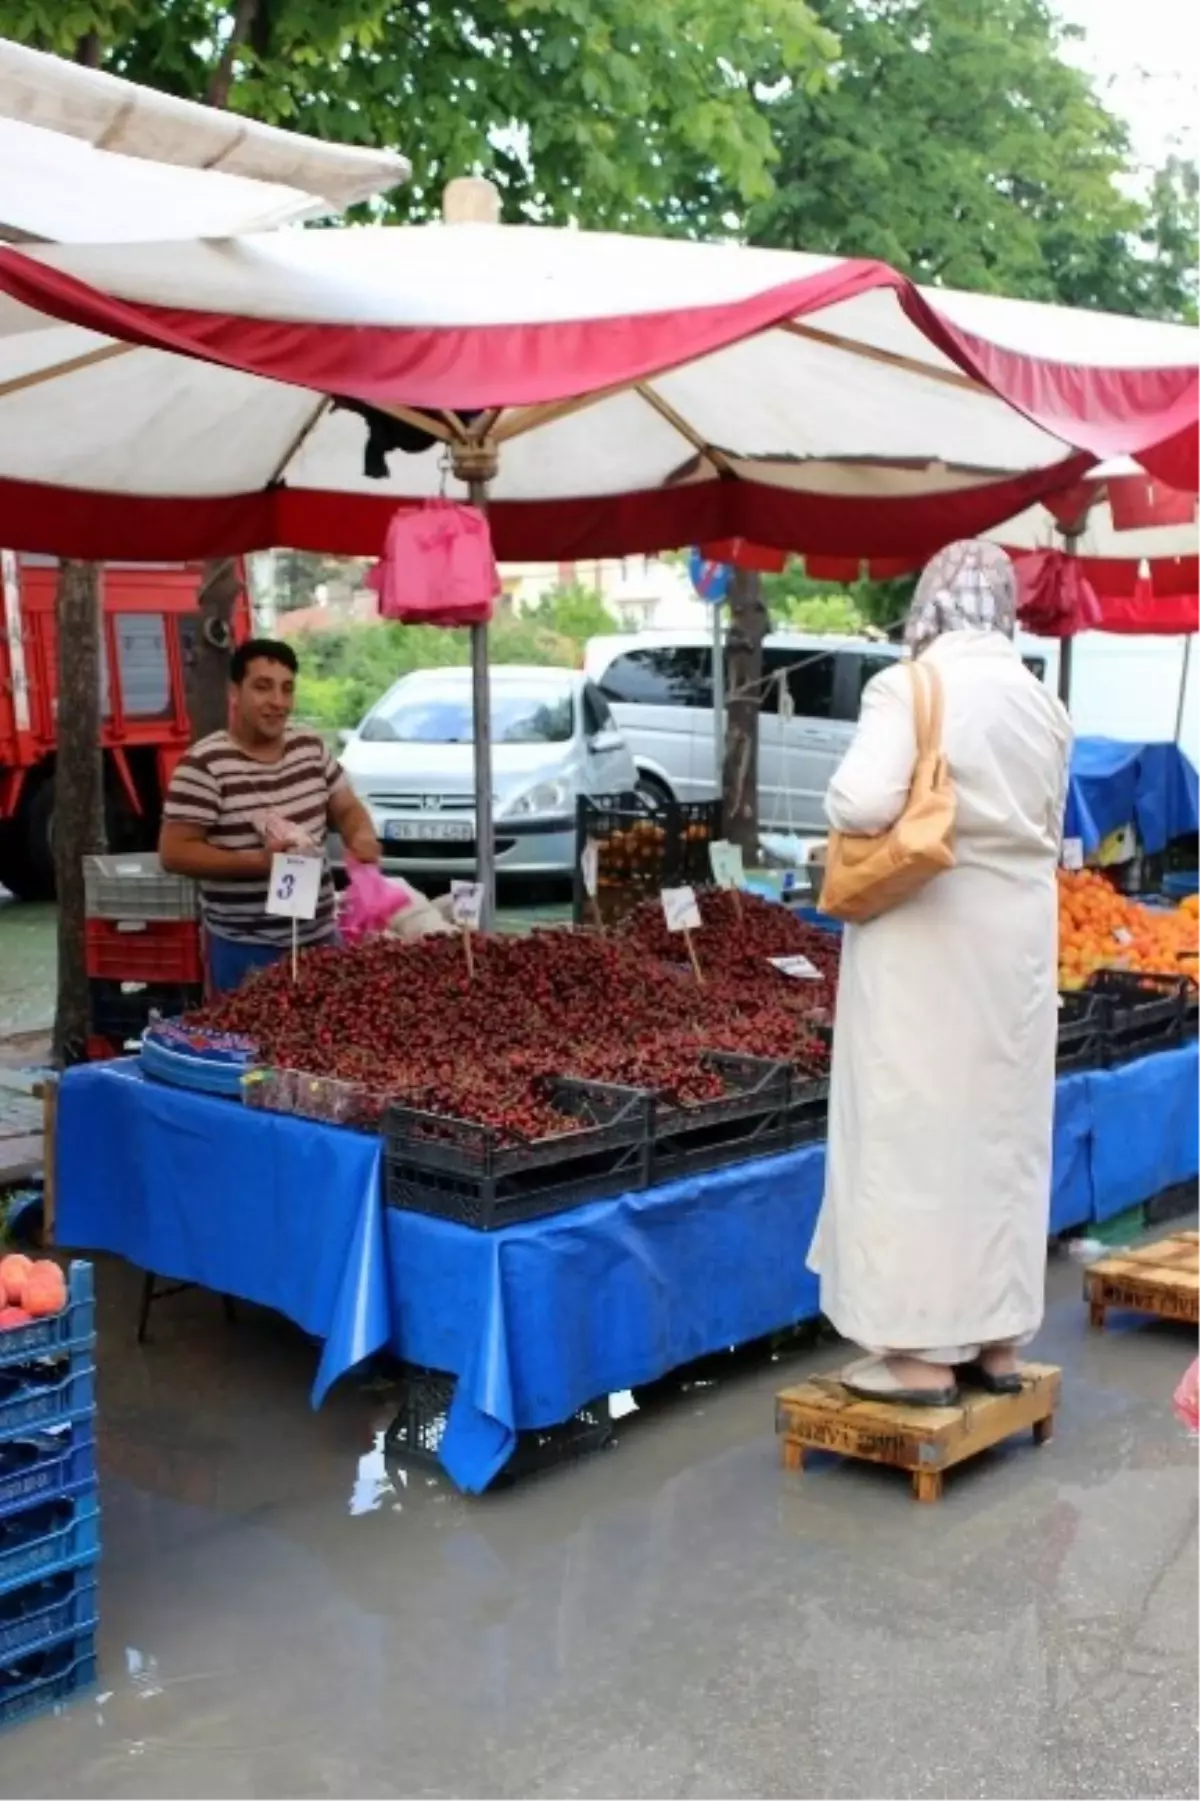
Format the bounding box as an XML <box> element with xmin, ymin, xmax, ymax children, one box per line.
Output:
<box><xmin>810</xmin><ymin>631</ymin><xmax>1072</xmax><ymax>1353</ymax></box>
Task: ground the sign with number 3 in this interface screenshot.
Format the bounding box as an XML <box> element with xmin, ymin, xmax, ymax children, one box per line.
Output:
<box><xmin>266</xmin><ymin>853</ymin><xmax>322</xmax><ymax>921</ymax></box>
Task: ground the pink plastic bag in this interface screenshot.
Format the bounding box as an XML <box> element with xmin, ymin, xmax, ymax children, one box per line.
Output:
<box><xmin>339</xmin><ymin>857</ymin><xmax>415</xmax><ymax>943</ymax></box>
<box><xmin>368</xmin><ymin>500</ymin><xmax>499</xmax><ymax>627</ymax></box>
<box><xmin>1173</xmin><ymin>1358</ymin><xmax>1198</xmax><ymax>1437</ymax></box>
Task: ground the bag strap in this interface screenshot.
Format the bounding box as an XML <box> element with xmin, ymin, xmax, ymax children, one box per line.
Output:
<box><xmin>906</xmin><ymin>659</ymin><xmax>945</xmax><ymax>759</ymax></box>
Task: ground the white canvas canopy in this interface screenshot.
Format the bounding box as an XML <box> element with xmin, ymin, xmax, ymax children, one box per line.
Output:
<box><xmin>0</xmin><ymin>37</ymin><xmax>410</xmax><ymax>225</ymax></box>
<box><xmin>0</xmin><ymin>223</ymin><xmax>1194</xmax><ymax>568</ymax></box>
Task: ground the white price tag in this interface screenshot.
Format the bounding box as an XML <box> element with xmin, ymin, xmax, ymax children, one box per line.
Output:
<box><xmin>708</xmin><ymin>839</ymin><xmax>745</xmax><ymax>889</ymax></box>
<box><xmin>769</xmin><ymin>953</ymin><xmax>822</xmax><ymax>981</ymax></box>
<box><xmin>661</xmin><ymin>886</ymin><xmax>702</xmax><ymax>933</ymax></box>
<box><xmin>266</xmin><ymin>853</ymin><xmax>322</xmax><ymax>921</ymax></box>
<box><xmin>580</xmin><ymin>839</ymin><xmax>600</xmax><ymax>899</ymax></box>
<box><xmin>1061</xmin><ymin>838</ymin><xmax>1084</xmax><ymax>871</ymax></box>
<box><xmin>450</xmin><ymin>879</ymin><xmax>485</xmax><ymax>930</ymax></box>
<box><xmin>1112</xmin><ymin>926</ymin><xmax>1133</xmax><ymax>946</ymax></box>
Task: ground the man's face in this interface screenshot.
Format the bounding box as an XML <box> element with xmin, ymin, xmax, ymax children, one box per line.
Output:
<box><xmin>232</xmin><ymin>657</ymin><xmax>295</xmax><ymax>744</ymax></box>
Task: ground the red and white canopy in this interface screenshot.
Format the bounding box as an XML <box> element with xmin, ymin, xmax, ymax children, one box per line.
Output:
<box><xmin>0</xmin><ymin>223</ymin><xmax>1194</xmax><ymax>563</ymax></box>
<box><xmin>992</xmin><ymin>459</ymin><xmax>1198</xmax><ymax>635</ymax></box>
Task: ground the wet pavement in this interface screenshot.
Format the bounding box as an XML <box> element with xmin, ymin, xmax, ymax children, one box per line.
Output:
<box><xmin>1</xmin><ymin>1238</ymin><xmax>1196</xmax><ymax>1799</ymax></box>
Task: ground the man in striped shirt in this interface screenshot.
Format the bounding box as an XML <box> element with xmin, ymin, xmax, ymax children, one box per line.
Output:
<box><xmin>159</xmin><ymin>639</ymin><xmax>379</xmax><ymax>993</ymax></box>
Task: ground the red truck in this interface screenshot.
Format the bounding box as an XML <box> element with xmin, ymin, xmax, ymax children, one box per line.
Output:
<box><xmin>0</xmin><ymin>554</ymin><xmax>248</xmax><ymax>900</ymax></box>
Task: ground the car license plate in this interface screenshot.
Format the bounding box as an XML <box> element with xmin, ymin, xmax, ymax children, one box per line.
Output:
<box><xmin>384</xmin><ymin>818</ymin><xmax>473</xmax><ymax>843</ymax></box>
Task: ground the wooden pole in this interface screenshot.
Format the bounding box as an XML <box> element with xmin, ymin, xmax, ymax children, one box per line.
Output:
<box><xmin>52</xmin><ymin>561</ymin><xmax>105</xmax><ymax>1066</ymax></box>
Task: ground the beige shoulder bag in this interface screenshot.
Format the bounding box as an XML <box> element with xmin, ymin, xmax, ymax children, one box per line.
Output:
<box><xmin>818</xmin><ymin>660</ymin><xmax>956</xmax><ymax>925</ymax></box>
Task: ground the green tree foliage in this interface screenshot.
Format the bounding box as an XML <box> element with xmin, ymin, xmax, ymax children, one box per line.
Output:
<box><xmin>745</xmin><ymin>0</ymin><xmax>1198</xmax><ymax>322</ymax></box>
<box><xmin>288</xmin><ymin>580</ymin><xmax>611</xmax><ymax>727</ymax></box>
<box><xmin>1</xmin><ymin>0</ymin><xmax>837</xmax><ymax>233</ymax></box>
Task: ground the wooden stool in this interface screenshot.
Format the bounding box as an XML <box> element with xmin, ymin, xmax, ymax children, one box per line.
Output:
<box><xmin>1085</xmin><ymin>1230</ymin><xmax>1199</xmax><ymax>1330</ymax></box>
<box><xmin>775</xmin><ymin>1363</ymin><xmax>1061</xmax><ymax>1503</ymax></box>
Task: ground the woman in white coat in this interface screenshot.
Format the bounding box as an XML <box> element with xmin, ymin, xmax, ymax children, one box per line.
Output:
<box><xmin>810</xmin><ymin>541</ymin><xmax>1072</xmax><ymax>1406</ymax></box>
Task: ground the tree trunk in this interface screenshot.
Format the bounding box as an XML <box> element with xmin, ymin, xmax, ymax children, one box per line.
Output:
<box><xmin>206</xmin><ymin>0</ymin><xmax>264</xmax><ymax>108</ymax></box>
<box><xmin>53</xmin><ymin>562</ymin><xmax>105</xmax><ymax>1067</ymax></box>
<box><xmin>722</xmin><ymin>568</ymin><xmax>768</xmax><ymax>865</ymax></box>
<box><xmin>187</xmin><ymin>557</ymin><xmax>243</xmax><ymax>741</ymax></box>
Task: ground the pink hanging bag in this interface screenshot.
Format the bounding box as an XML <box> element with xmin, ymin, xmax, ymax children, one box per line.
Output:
<box><xmin>368</xmin><ymin>500</ymin><xmax>499</xmax><ymax>627</ymax></box>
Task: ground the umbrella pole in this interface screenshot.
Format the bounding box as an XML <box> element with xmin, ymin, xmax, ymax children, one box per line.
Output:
<box><xmin>443</xmin><ymin>176</ymin><xmax>502</xmax><ymax>931</ymax></box>
<box><xmin>468</xmin><ymin>512</ymin><xmax>495</xmax><ymax>931</ymax></box>
<box><xmin>1176</xmin><ymin>634</ymin><xmax>1192</xmax><ymax>745</ymax></box>
<box><xmin>711</xmin><ymin>597</ymin><xmax>725</xmax><ymax>798</ymax></box>
<box><xmin>1058</xmin><ymin>526</ymin><xmax>1082</xmax><ymax>711</ymax></box>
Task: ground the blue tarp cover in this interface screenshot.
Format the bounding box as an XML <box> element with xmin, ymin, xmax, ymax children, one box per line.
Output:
<box><xmin>57</xmin><ymin>1041</ymin><xmax>1197</xmax><ymax>1491</ymax></box>
<box><xmin>1066</xmin><ymin>739</ymin><xmax>1198</xmax><ymax>855</ymax></box>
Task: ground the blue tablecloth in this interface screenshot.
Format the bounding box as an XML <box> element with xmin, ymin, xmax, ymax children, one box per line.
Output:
<box><xmin>1066</xmin><ymin>738</ymin><xmax>1199</xmax><ymax>855</ymax></box>
<box><xmin>56</xmin><ymin>1042</ymin><xmax>1198</xmax><ymax>1491</ymax></box>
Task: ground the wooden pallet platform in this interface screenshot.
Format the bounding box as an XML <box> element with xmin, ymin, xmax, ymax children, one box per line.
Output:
<box><xmin>775</xmin><ymin>1363</ymin><xmax>1061</xmax><ymax>1503</ymax></box>
<box><xmin>1084</xmin><ymin>1229</ymin><xmax>1199</xmax><ymax>1329</ymax></box>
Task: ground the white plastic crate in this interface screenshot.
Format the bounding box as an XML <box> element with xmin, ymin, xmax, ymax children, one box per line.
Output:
<box><xmin>83</xmin><ymin>854</ymin><xmax>197</xmax><ymax>922</ymax></box>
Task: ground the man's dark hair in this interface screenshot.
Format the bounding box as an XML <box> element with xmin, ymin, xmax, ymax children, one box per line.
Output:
<box><xmin>230</xmin><ymin>638</ymin><xmax>299</xmax><ymax>684</ymax></box>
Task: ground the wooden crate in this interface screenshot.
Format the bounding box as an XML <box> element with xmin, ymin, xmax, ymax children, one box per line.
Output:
<box><xmin>775</xmin><ymin>1363</ymin><xmax>1061</xmax><ymax>1504</ymax></box>
<box><xmin>1084</xmin><ymin>1229</ymin><xmax>1199</xmax><ymax>1330</ymax></box>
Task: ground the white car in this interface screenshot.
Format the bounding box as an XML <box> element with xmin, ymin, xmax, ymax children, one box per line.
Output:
<box><xmin>337</xmin><ymin>664</ymin><xmax>638</xmax><ymax>881</ymax></box>
<box><xmin>586</xmin><ymin>630</ymin><xmax>1047</xmax><ymax>834</ymax></box>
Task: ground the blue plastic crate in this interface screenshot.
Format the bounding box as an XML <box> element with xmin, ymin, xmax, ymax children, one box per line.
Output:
<box><xmin>0</xmin><ymin>1563</ymin><xmax>97</xmax><ymax>1662</ymax></box>
<box><xmin>0</xmin><ymin>1362</ymin><xmax>95</xmax><ymax>1445</ymax></box>
<box><xmin>0</xmin><ymin>1423</ymin><xmax>97</xmax><ymax>1523</ymax></box>
<box><xmin>0</xmin><ymin>1264</ymin><xmax>95</xmax><ymax>1371</ymax></box>
<box><xmin>0</xmin><ymin>1631</ymin><xmax>96</xmax><ymax>1734</ymax></box>
<box><xmin>0</xmin><ymin>1495</ymin><xmax>100</xmax><ymax>1598</ymax></box>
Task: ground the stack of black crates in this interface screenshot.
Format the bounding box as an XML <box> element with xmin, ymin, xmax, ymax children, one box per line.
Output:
<box><xmin>572</xmin><ymin>792</ymin><xmax>722</xmax><ymax>928</ymax></box>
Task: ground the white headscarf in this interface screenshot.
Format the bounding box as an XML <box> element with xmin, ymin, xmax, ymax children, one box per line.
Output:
<box><xmin>906</xmin><ymin>540</ymin><xmax>1018</xmax><ymax>657</ymax></box>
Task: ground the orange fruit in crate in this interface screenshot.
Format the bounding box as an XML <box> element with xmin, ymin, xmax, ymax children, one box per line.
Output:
<box><xmin>1057</xmin><ymin>869</ymin><xmax>1199</xmax><ymax>989</ymax></box>
<box><xmin>0</xmin><ymin>1253</ymin><xmax>33</xmax><ymax>1306</ymax></box>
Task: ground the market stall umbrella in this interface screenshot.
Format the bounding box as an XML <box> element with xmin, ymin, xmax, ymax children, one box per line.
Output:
<box><xmin>0</xmin><ymin>222</ymin><xmax>1194</xmax><ymax>913</ymax></box>
<box><xmin>0</xmin><ymin>36</ymin><xmax>411</xmax><ymax>231</ymax></box>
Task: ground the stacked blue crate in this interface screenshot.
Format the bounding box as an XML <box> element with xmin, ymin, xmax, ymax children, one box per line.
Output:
<box><xmin>0</xmin><ymin>1262</ymin><xmax>98</xmax><ymax>1731</ymax></box>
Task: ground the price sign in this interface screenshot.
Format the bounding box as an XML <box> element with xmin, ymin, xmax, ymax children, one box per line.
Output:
<box><xmin>769</xmin><ymin>953</ymin><xmax>822</xmax><ymax>981</ymax></box>
<box><xmin>1112</xmin><ymin>926</ymin><xmax>1133</xmax><ymax>947</ymax></box>
<box><xmin>450</xmin><ymin>879</ymin><xmax>485</xmax><ymax>930</ymax></box>
<box><xmin>266</xmin><ymin>853</ymin><xmax>322</xmax><ymax>921</ymax></box>
<box><xmin>1061</xmin><ymin>838</ymin><xmax>1084</xmax><ymax>872</ymax></box>
<box><xmin>580</xmin><ymin>839</ymin><xmax>600</xmax><ymax>899</ymax></box>
<box><xmin>708</xmin><ymin>839</ymin><xmax>745</xmax><ymax>890</ymax></box>
<box><xmin>661</xmin><ymin>886</ymin><xmax>702</xmax><ymax>934</ymax></box>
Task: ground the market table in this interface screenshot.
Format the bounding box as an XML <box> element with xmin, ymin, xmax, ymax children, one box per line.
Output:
<box><xmin>56</xmin><ymin>1041</ymin><xmax>1198</xmax><ymax>1491</ymax></box>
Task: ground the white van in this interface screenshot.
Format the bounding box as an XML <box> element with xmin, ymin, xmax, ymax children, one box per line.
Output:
<box><xmin>585</xmin><ymin>630</ymin><xmax>1046</xmax><ymax>834</ymax></box>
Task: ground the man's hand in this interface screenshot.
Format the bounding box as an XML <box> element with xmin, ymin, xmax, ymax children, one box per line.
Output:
<box><xmin>329</xmin><ymin>785</ymin><xmax>381</xmax><ymax>865</ymax></box>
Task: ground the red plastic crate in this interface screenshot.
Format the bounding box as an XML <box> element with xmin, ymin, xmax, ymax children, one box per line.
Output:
<box><xmin>84</xmin><ymin>917</ymin><xmax>202</xmax><ymax>985</ymax></box>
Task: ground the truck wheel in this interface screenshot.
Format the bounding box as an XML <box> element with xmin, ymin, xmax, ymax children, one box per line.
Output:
<box><xmin>0</xmin><ymin>822</ymin><xmax>28</xmax><ymax>900</ymax></box>
<box><xmin>16</xmin><ymin>778</ymin><xmax>57</xmax><ymax>901</ymax></box>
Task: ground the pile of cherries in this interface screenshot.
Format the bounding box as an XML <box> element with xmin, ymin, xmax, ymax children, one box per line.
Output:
<box><xmin>195</xmin><ymin>891</ymin><xmax>839</xmax><ymax>1141</ymax></box>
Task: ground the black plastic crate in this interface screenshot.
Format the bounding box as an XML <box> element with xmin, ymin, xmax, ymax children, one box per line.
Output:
<box><xmin>785</xmin><ymin>1070</ymin><xmax>830</xmax><ymax>1146</ymax></box>
<box><xmin>1086</xmin><ymin>970</ymin><xmax>1190</xmax><ymax>1064</ymax></box>
<box><xmin>574</xmin><ymin>793</ymin><xmax>722</xmax><ymax>926</ymax></box>
<box><xmin>1056</xmin><ymin>990</ymin><xmax>1109</xmax><ymax>1074</ymax></box>
<box><xmin>651</xmin><ymin>1052</ymin><xmax>792</xmax><ymax>1180</ymax></box>
<box><xmin>383</xmin><ymin>1077</ymin><xmax>652</xmax><ymax>1229</ymax></box>
<box><xmin>384</xmin><ymin>1365</ymin><xmax>612</xmax><ymax>1486</ymax></box>
<box><xmin>88</xmin><ymin>978</ymin><xmax>203</xmax><ymax>1050</ymax></box>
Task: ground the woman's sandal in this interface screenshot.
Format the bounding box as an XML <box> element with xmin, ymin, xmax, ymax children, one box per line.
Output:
<box><xmin>957</xmin><ymin>1361</ymin><xmax>1022</xmax><ymax>1395</ymax></box>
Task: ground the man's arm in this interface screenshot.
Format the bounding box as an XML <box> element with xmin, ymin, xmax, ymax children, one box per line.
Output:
<box><xmin>159</xmin><ymin>820</ymin><xmax>271</xmax><ymax>881</ymax></box>
<box><xmin>328</xmin><ymin>782</ymin><xmax>381</xmax><ymax>865</ymax></box>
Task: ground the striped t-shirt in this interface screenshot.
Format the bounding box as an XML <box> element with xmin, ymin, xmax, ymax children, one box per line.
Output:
<box><xmin>163</xmin><ymin>730</ymin><xmax>345</xmax><ymax>945</ymax></box>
